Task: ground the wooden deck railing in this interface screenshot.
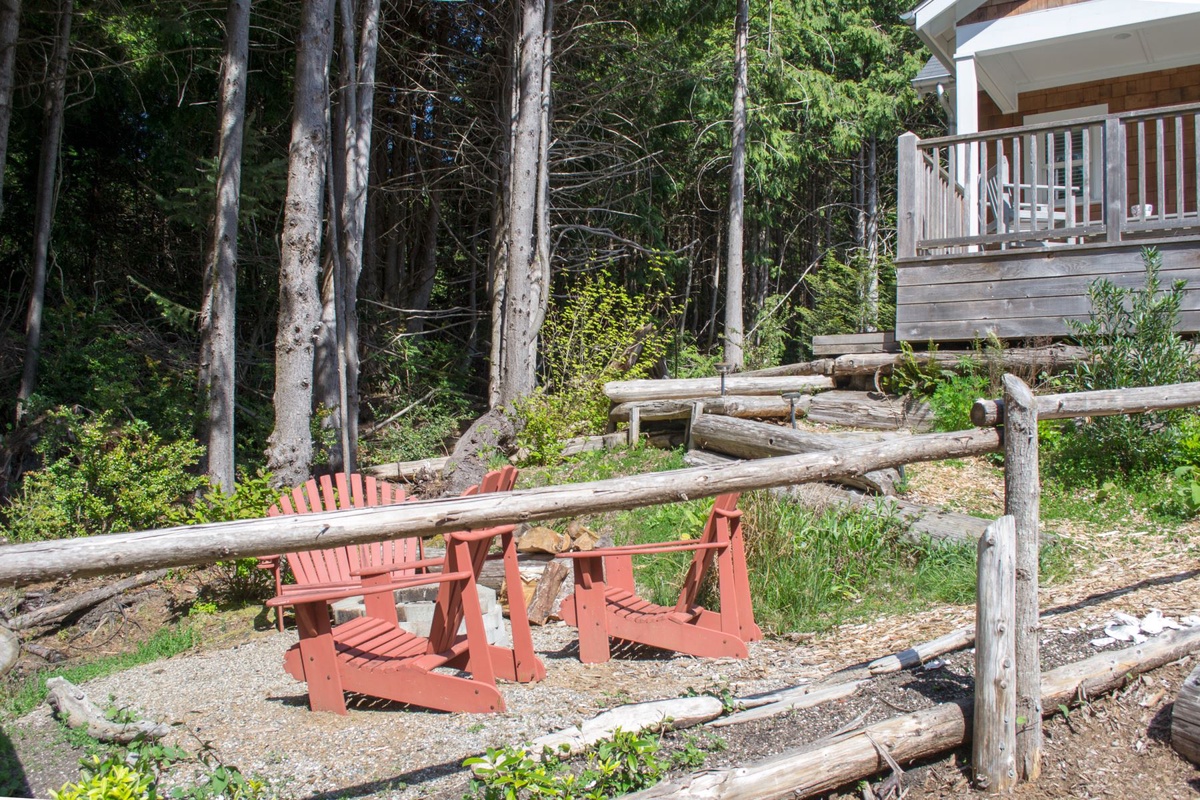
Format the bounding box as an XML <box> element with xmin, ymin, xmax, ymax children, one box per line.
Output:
<box><xmin>899</xmin><ymin>102</ymin><xmax>1200</xmax><ymax>257</ymax></box>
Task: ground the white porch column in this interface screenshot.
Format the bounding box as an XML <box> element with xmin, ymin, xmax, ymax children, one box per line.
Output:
<box><xmin>955</xmin><ymin>55</ymin><xmax>980</xmax><ymax>238</ymax></box>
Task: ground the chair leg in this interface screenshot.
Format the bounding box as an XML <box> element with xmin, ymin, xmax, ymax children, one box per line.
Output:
<box><xmin>295</xmin><ymin>604</ymin><xmax>347</xmax><ymax>715</ymax></box>
<box><xmin>571</xmin><ymin>558</ymin><xmax>610</xmax><ymax>664</ymax></box>
<box><xmin>496</xmin><ymin>531</ymin><xmax>547</xmax><ymax>682</ymax></box>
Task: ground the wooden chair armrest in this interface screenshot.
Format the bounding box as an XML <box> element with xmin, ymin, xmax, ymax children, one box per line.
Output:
<box><xmin>557</xmin><ymin>541</ymin><xmax>726</xmax><ymax>559</ymax></box>
<box><xmin>267</xmin><ymin>570</ymin><xmax>473</xmax><ymax>608</ymax></box>
<box><xmin>256</xmin><ymin>555</ymin><xmax>281</xmax><ymax>570</ymax></box>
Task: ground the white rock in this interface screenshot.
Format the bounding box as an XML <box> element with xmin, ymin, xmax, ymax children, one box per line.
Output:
<box><xmin>1140</xmin><ymin>610</ymin><xmax>1170</xmax><ymax>635</ymax></box>
<box><xmin>1113</xmin><ymin>612</ymin><xmax>1141</xmax><ymax>628</ymax></box>
<box><xmin>1105</xmin><ymin>623</ymin><xmax>1140</xmax><ymax>642</ymax></box>
<box><xmin>1090</xmin><ymin>637</ymin><xmax>1116</xmax><ymax>647</ymax></box>
<box><xmin>1182</xmin><ymin>616</ymin><xmax>1200</xmax><ymax>628</ymax></box>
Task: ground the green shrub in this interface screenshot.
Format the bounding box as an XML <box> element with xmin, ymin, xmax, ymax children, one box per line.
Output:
<box><xmin>2</xmin><ymin>409</ymin><xmax>205</xmax><ymax>542</ymax></box>
<box><xmin>928</xmin><ymin>363</ymin><xmax>991</xmax><ymax>432</ymax></box>
<box><xmin>745</xmin><ymin>294</ymin><xmax>795</xmax><ymax>370</ymax></box>
<box><xmin>50</xmin><ymin>739</ymin><xmax>267</xmax><ymax>800</ymax></box>
<box><xmin>798</xmin><ymin>252</ymin><xmax>896</xmax><ymax>350</ymax></box>
<box><xmin>516</xmin><ymin>272</ymin><xmax>669</xmax><ymax>464</ymax></box>
<box><xmin>1051</xmin><ymin>247</ymin><xmax>1200</xmax><ymax>479</ymax></box>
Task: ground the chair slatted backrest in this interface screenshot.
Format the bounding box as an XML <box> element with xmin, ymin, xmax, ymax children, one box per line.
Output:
<box><xmin>267</xmin><ymin>473</ymin><xmax>414</xmax><ymax>587</ymax></box>
<box><xmin>675</xmin><ymin>492</ymin><xmax>741</xmax><ymax>612</ymax></box>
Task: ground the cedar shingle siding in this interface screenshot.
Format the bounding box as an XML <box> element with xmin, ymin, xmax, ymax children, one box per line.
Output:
<box><xmin>961</xmin><ymin>0</ymin><xmax>1090</xmax><ymax>25</ymax></box>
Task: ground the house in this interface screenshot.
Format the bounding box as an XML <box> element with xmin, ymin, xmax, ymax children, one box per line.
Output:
<box><xmin>895</xmin><ymin>0</ymin><xmax>1200</xmax><ymax>342</ymax></box>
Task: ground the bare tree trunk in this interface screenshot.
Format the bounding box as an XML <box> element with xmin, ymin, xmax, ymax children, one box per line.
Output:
<box><xmin>199</xmin><ymin>0</ymin><xmax>251</xmax><ymax>493</ymax></box>
<box><xmin>405</xmin><ymin>191</ymin><xmax>441</xmax><ymax>333</ymax></box>
<box><xmin>0</xmin><ymin>0</ymin><xmax>19</xmax><ymax>218</ymax></box>
<box><xmin>864</xmin><ymin>133</ymin><xmax>879</xmax><ymax>332</ymax></box>
<box><xmin>722</xmin><ymin>0</ymin><xmax>748</xmax><ymax>369</ymax></box>
<box><xmin>16</xmin><ymin>0</ymin><xmax>70</xmax><ymax>418</ymax></box>
<box><xmin>265</xmin><ymin>0</ymin><xmax>335</xmax><ymax>488</ymax></box>
<box><xmin>490</xmin><ymin>0</ymin><xmax>552</xmax><ymax>408</ymax></box>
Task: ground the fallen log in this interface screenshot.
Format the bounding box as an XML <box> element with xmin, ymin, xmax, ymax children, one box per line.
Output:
<box><xmin>971</xmin><ymin>381</ymin><xmax>1200</xmax><ymax>427</ymax></box>
<box><xmin>527</xmin><ymin>560</ymin><xmax>570</xmax><ymax>625</ymax></box>
<box><xmin>561</xmin><ymin>431</ymin><xmax>629</xmax><ymax>456</ymax></box>
<box><xmin>604</xmin><ymin>376</ymin><xmax>833</xmax><ymax>404</ymax></box>
<box><xmin>739</xmin><ymin>360</ymin><xmax>835</xmax><ymax>378</ymax></box>
<box><xmin>690</xmin><ymin>416</ymin><xmax>901</xmax><ymax>495</ymax></box>
<box><xmin>364</xmin><ymin>456</ymin><xmax>449</xmax><ymax>482</ymax></box>
<box><xmin>0</xmin><ymin>427</ymin><xmax>1002</xmax><ymax>586</ymax></box>
<box><xmin>807</xmin><ymin>391</ymin><xmax>933</xmax><ymax>432</ymax></box>
<box><xmin>707</xmin><ymin>681</ymin><xmax>863</xmax><ymax>728</ymax></box>
<box><xmin>832</xmin><ymin>345</ymin><xmax>1087</xmax><ymax>379</ymax></box>
<box><xmin>0</xmin><ymin>625</ymin><xmax>16</xmax><ymax>677</ymax></box>
<box><xmin>785</xmin><ymin>483</ymin><xmax>988</xmax><ymax>546</ymax></box>
<box><xmin>532</xmin><ymin>696</ymin><xmax>724</xmax><ymax>759</ymax></box>
<box><xmin>46</xmin><ymin>677</ymin><xmax>171</xmax><ymax>743</ymax></box>
<box><xmin>868</xmin><ymin>626</ymin><xmax>975</xmax><ymax>675</ymax></box>
<box><xmin>623</xmin><ymin>625</ymin><xmax>1200</xmax><ymax>800</ymax></box>
<box><xmin>7</xmin><ymin>569</ymin><xmax>168</xmax><ymax>630</ymax></box>
<box><xmin>608</xmin><ymin>396</ymin><xmax>805</xmax><ymax>424</ymax></box>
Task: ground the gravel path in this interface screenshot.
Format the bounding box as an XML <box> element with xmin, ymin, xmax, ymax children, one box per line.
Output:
<box><xmin>11</xmin><ymin>622</ymin><xmax>826</xmax><ymax>800</ymax></box>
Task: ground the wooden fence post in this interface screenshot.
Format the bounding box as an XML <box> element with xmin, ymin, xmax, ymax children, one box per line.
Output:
<box><xmin>898</xmin><ymin>132</ymin><xmax>920</xmax><ymax>259</ymax></box>
<box><xmin>974</xmin><ymin>515</ymin><xmax>1017</xmax><ymax>793</ymax></box>
<box><xmin>1003</xmin><ymin>373</ymin><xmax>1042</xmax><ymax>781</ymax></box>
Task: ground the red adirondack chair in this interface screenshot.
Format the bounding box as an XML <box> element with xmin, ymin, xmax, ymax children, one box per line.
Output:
<box><xmin>267</xmin><ymin>522</ymin><xmax>546</xmax><ymax>714</ymax></box>
<box><xmin>257</xmin><ymin>472</ymin><xmax>418</xmax><ymax>630</ymax></box>
<box><xmin>557</xmin><ymin>492</ymin><xmax>761</xmax><ymax>663</ymax></box>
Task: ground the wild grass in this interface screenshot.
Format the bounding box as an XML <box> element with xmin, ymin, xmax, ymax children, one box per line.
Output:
<box><xmin>533</xmin><ymin>447</ymin><xmax>1079</xmax><ymax>635</ymax></box>
<box><xmin>1</xmin><ymin>623</ymin><xmax>199</xmax><ymax>720</ymax></box>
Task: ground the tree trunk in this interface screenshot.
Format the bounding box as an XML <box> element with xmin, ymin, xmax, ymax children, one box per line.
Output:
<box><xmin>722</xmin><ymin>0</ymin><xmax>748</xmax><ymax>369</ymax></box>
<box><xmin>0</xmin><ymin>0</ymin><xmax>19</xmax><ymax>219</ymax></box>
<box><xmin>405</xmin><ymin>190</ymin><xmax>441</xmax><ymax>334</ymax></box>
<box><xmin>15</xmin><ymin>0</ymin><xmax>71</xmax><ymax>418</ymax></box>
<box><xmin>199</xmin><ymin>0</ymin><xmax>251</xmax><ymax>493</ymax></box>
<box><xmin>337</xmin><ymin>0</ymin><xmax>380</xmax><ymax>471</ymax></box>
<box><xmin>265</xmin><ymin>0</ymin><xmax>335</xmax><ymax>489</ymax></box>
<box><xmin>490</xmin><ymin>0</ymin><xmax>552</xmax><ymax>408</ymax></box>
<box><xmin>864</xmin><ymin>133</ymin><xmax>879</xmax><ymax>332</ymax></box>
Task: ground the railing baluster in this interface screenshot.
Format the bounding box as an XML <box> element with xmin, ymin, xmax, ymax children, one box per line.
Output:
<box><xmin>1176</xmin><ymin>115</ymin><xmax>1185</xmax><ymax>220</ymax></box>
<box><xmin>980</xmin><ymin>136</ymin><xmax>989</xmax><ymax>240</ymax></box>
<box><xmin>1157</xmin><ymin>117</ymin><xmax>1167</xmax><ymax>222</ymax></box>
<box><xmin>1029</xmin><ymin>133</ymin><xmax>1039</xmax><ymax>231</ymax></box>
<box><xmin>1044</xmin><ymin>132</ymin><xmax>1054</xmax><ymax>231</ymax></box>
<box><xmin>1065</xmin><ymin>126</ymin><xmax>1075</xmax><ymax>229</ymax></box>
<box><xmin>1082</xmin><ymin>126</ymin><xmax>1091</xmax><ymax>227</ymax></box>
<box><xmin>1138</xmin><ymin>120</ymin><xmax>1146</xmax><ymax>221</ymax></box>
<box><xmin>1013</xmin><ymin>136</ymin><xmax>1021</xmax><ymax>234</ymax></box>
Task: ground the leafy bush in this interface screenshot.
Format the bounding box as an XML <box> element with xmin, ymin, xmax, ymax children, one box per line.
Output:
<box><xmin>928</xmin><ymin>363</ymin><xmax>991</xmax><ymax>432</ymax></box>
<box><xmin>745</xmin><ymin>294</ymin><xmax>795</xmax><ymax>370</ymax></box>
<box><xmin>798</xmin><ymin>251</ymin><xmax>896</xmax><ymax>350</ymax></box>
<box><xmin>2</xmin><ymin>409</ymin><xmax>205</xmax><ymax>542</ymax></box>
<box><xmin>516</xmin><ymin>273</ymin><xmax>669</xmax><ymax>464</ymax></box>
<box><xmin>464</xmin><ymin>728</ymin><xmax>703</xmax><ymax>799</ymax></box>
<box><xmin>1050</xmin><ymin>248</ymin><xmax>1200</xmax><ymax>479</ymax></box>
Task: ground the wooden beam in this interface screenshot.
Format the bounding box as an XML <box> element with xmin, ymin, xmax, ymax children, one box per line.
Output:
<box><xmin>972</xmin><ymin>381</ymin><xmax>1200</xmax><ymax>426</ymax></box>
<box><xmin>1003</xmin><ymin>375</ymin><xmax>1041</xmax><ymax>782</ymax></box>
<box><xmin>0</xmin><ymin>428</ymin><xmax>1003</xmax><ymax>587</ymax></box>
<box><xmin>973</xmin><ymin>516</ymin><xmax>1017</xmax><ymax>793</ymax></box>
<box><xmin>603</xmin><ymin>376</ymin><xmax>832</xmax><ymax>404</ymax></box>
<box><xmin>608</xmin><ymin>396</ymin><xmax>803</xmax><ymax>423</ymax></box>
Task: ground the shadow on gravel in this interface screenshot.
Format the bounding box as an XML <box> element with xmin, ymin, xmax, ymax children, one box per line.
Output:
<box><xmin>1042</xmin><ymin>568</ymin><xmax>1200</xmax><ymax>619</ymax></box>
<box><xmin>0</xmin><ymin>726</ymin><xmax>31</xmax><ymax>798</ymax></box>
<box><xmin>302</xmin><ymin>756</ymin><xmax>466</xmax><ymax>800</ymax></box>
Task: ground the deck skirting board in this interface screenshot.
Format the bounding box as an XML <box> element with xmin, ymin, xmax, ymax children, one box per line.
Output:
<box><xmin>896</xmin><ymin>239</ymin><xmax>1200</xmax><ymax>341</ymax></box>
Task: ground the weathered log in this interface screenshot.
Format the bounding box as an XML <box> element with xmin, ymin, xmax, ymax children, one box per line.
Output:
<box><xmin>625</xmin><ymin>626</ymin><xmax>1200</xmax><ymax>800</ymax></box>
<box><xmin>868</xmin><ymin>626</ymin><xmax>975</xmax><ymax>675</ymax></box>
<box><xmin>603</xmin><ymin>375</ymin><xmax>833</xmax><ymax>404</ymax></box>
<box><xmin>1171</xmin><ymin>662</ymin><xmax>1200</xmax><ymax>765</ymax></box>
<box><xmin>1004</xmin><ymin>376</ymin><xmax>1042</xmax><ymax>781</ymax></box>
<box><xmin>832</xmin><ymin>345</ymin><xmax>1086</xmax><ymax>379</ymax></box>
<box><xmin>22</xmin><ymin>641</ymin><xmax>66</xmax><ymax>663</ymax></box>
<box><xmin>707</xmin><ymin>681</ymin><xmax>863</xmax><ymax>728</ymax></box>
<box><xmin>0</xmin><ymin>427</ymin><xmax>1003</xmax><ymax>587</ymax></box>
<box><xmin>442</xmin><ymin>407</ymin><xmax>519</xmax><ymax>497</ymax></box>
<box><xmin>560</xmin><ymin>431</ymin><xmax>629</xmax><ymax>456</ymax></box>
<box><xmin>973</xmin><ymin>516</ymin><xmax>1017</xmax><ymax>793</ymax></box>
<box><xmin>609</xmin><ymin>395</ymin><xmax>806</xmax><ymax>423</ymax></box>
<box><xmin>971</xmin><ymin>381</ymin><xmax>1200</xmax><ymax>426</ymax></box>
<box><xmin>7</xmin><ymin>569</ymin><xmax>168</xmax><ymax>630</ymax></box>
<box><xmin>806</xmin><ymin>391</ymin><xmax>933</xmax><ymax>432</ymax></box>
<box><xmin>0</xmin><ymin>625</ymin><xmax>17</xmax><ymax>677</ymax></box>
<box><xmin>45</xmin><ymin>677</ymin><xmax>171</xmax><ymax>743</ymax></box>
<box><xmin>739</xmin><ymin>360</ymin><xmax>835</xmax><ymax>378</ymax></box>
<box><xmin>532</xmin><ymin>697</ymin><xmax>724</xmax><ymax>759</ymax></box>
<box><xmin>690</xmin><ymin>416</ymin><xmax>901</xmax><ymax>495</ymax></box>
<box><xmin>527</xmin><ymin>559</ymin><xmax>570</xmax><ymax>625</ymax></box>
<box><xmin>364</xmin><ymin>456</ymin><xmax>448</xmax><ymax>482</ymax></box>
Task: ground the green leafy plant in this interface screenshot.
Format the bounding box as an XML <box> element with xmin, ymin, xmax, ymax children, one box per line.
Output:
<box><xmin>884</xmin><ymin>341</ymin><xmax>950</xmax><ymax>398</ymax></box>
<box><xmin>745</xmin><ymin>294</ymin><xmax>795</xmax><ymax>370</ymax></box>
<box><xmin>516</xmin><ymin>272</ymin><xmax>669</xmax><ymax>464</ymax></box>
<box><xmin>1052</xmin><ymin>247</ymin><xmax>1200</xmax><ymax>479</ymax></box>
<box><xmin>798</xmin><ymin>251</ymin><xmax>897</xmax><ymax>349</ymax></box>
<box><xmin>1</xmin><ymin>409</ymin><xmax>205</xmax><ymax>542</ymax></box>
